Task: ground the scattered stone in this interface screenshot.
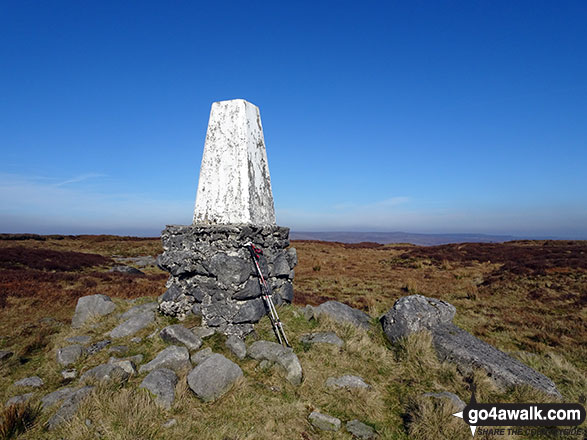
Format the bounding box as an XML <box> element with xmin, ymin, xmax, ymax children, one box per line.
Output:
<box><xmin>131</xmin><ymin>337</ymin><xmax>142</xmax><ymax>344</ymax></box>
<box><xmin>71</xmin><ymin>294</ymin><xmax>116</xmax><ymax>328</ymax></box>
<box><xmin>61</xmin><ymin>369</ymin><xmax>77</xmax><ymax>380</ymax></box>
<box><xmin>346</xmin><ymin>420</ymin><xmax>377</xmax><ymax>439</ymax></box>
<box><xmin>300</xmin><ymin>332</ymin><xmax>344</xmax><ymax>348</ymax></box>
<box><xmin>14</xmin><ymin>376</ymin><xmax>44</xmax><ymax>388</ymax></box>
<box><xmin>86</xmin><ymin>339</ymin><xmax>111</xmax><ymax>355</ymax></box>
<box><xmin>41</xmin><ymin>388</ymin><xmax>74</xmax><ymax>409</ymax></box>
<box><xmin>108</xmin><ymin>345</ymin><xmax>129</xmax><ymax>355</ymax></box>
<box><xmin>109</xmin><ymin>265</ymin><xmax>145</xmax><ymax>275</ymax></box>
<box><xmin>109</xmin><ymin>359</ymin><xmax>137</xmax><ymax>375</ymax></box>
<box><xmin>140</xmin><ymin>368</ymin><xmax>178</xmax><ymax>409</ymax></box>
<box><xmin>193</xmin><ymin>327</ymin><xmax>215</xmax><ymax>339</ymax></box>
<box><xmin>248</xmin><ymin>340</ymin><xmax>303</xmax><ymax>385</ymax></box>
<box><xmin>0</xmin><ymin>350</ymin><xmax>13</xmax><ymax>363</ymax></box>
<box><xmin>139</xmin><ymin>346</ymin><xmax>191</xmax><ymax>374</ymax></box>
<box><xmin>6</xmin><ymin>393</ymin><xmax>34</xmax><ymax>407</ymax></box>
<box><xmin>308</xmin><ymin>411</ymin><xmax>341</xmax><ymax>431</ymax></box>
<box><xmin>381</xmin><ymin>295</ymin><xmax>562</xmax><ymax>397</ymax></box>
<box><xmin>57</xmin><ymin>345</ymin><xmax>84</xmax><ymax>366</ymax></box>
<box><xmin>314</xmin><ymin>301</ymin><xmax>371</xmax><ymax>330</ymax></box>
<box><xmin>187</xmin><ymin>353</ymin><xmax>243</xmax><ymax>402</ymax></box>
<box><xmin>120</xmin><ymin>302</ymin><xmax>158</xmax><ymax>321</ymax></box>
<box><xmin>190</xmin><ymin>348</ymin><xmax>213</xmax><ymax>365</ymax></box>
<box><xmin>162</xmin><ymin>418</ymin><xmax>177</xmax><ymax>429</ymax></box>
<box><xmin>109</xmin><ymin>312</ymin><xmax>155</xmax><ymax>339</ymax></box>
<box><xmin>109</xmin><ymin>354</ymin><xmax>144</xmax><ymax>366</ymax></box>
<box><xmin>302</xmin><ymin>305</ymin><xmax>315</xmax><ymax>321</ymax></box>
<box><xmin>47</xmin><ymin>386</ymin><xmax>94</xmax><ymax>430</ymax></box>
<box><xmin>326</xmin><ymin>375</ymin><xmax>370</xmax><ymax>390</ymax></box>
<box><xmin>80</xmin><ymin>364</ymin><xmax>130</xmax><ymax>383</ymax></box>
<box><xmin>422</xmin><ymin>392</ymin><xmax>466</xmax><ymax>411</ymax></box>
<box><xmin>226</xmin><ymin>336</ymin><xmax>246</xmax><ymax>360</ymax></box>
<box><xmin>159</xmin><ymin>325</ymin><xmax>202</xmax><ymax>351</ymax></box>
<box><xmin>66</xmin><ymin>335</ymin><xmax>91</xmax><ymax>345</ymax></box>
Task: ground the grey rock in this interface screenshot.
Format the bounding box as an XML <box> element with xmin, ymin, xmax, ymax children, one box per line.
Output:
<box><xmin>120</xmin><ymin>302</ymin><xmax>158</xmax><ymax>321</ymax></box>
<box><xmin>232</xmin><ymin>278</ymin><xmax>261</xmax><ymax>300</ymax></box>
<box><xmin>191</xmin><ymin>347</ymin><xmax>213</xmax><ymax>365</ymax></box>
<box><xmin>422</xmin><ymin>391</ymin><xmax>466</xmax><ymax>411</ymax></box>
<box><xmin>159</xmin><ymin>325</ymin><xmax>202</xmax><ymax>351</ymax></box>
<box><xmin>66</xmin><ymin>335</ymin><xmax>91</xmax><ymax>345</ymax></box>
<box><xmin>272</xmin><ymin>254</ymin><xmax>291</xmax><ymax>278</ymax></box>
<box><xmin>71</xmin><ymin>294</ymin><xmax>116</xmax><ymax>328</ymax></box>
<box><xmin>302</xmin><ymin>305</ymin><xmax>315</xmax><ymax>321</ymax></box>
<box><xmin>139</xmin><ymin>346</ymin><xmax>191</xmax><ymax>374</ymax></box>
<box><xmin>161</xmin><ymin>285</ymin><xmax>182</xmax><ymax>302</ymax></box>
<box><xmin>81</xmin><ymin>363</ymin><xmax>130</xmax><ymax>383</ymax></box>
<box><xmin>300</xmin><ymin>332</ymin><xmax>343</xmax><ymax>348</ymax></box>
<box><xmin>346</xmin><ymin>420</ymin><xmax>377</xmax><ymax>439</ymax></box>
<box><xmin>86</xmin><ymin>339</ymin><xmax>111</xmax><ymax>355</ymax></box>
<box><xmin>248</xmin><ymin>340</ymin><xmax>303</xmax><ymax>385</ymax></box>
<box><xmin>109</xmin><ymin>312</ymin><xmax>154</xmax><ymax>338</ymax></box>
<box><xmin>191</xmin><ymin>303</ymin><xmax>202</xmax><ymax>316</ymax></box>
<box><xmin>61</xmin><ymin>369</ymin><xmax>77</xmax><ymax>380</ymax></box>
<box><xmin>109</xmin><ymin>354</ymin><xmax>144</xmax><ymax>366</ymax></box>
<box><xmin>131</xmin><ymin>337</ymin><xmax>142</xmax><ymax>344</ymax></box>
<box><xmin>308</xmin><ymin>411</ymin><xmax>341</xmax><ymax>431</ymax></box>
<box><xmin>326</xmin><ymin>375</ymin><xmax>370</xmax><ymax>389</ymax></box>
<box><xmin>379</xmin><ymin>294</ymin><xmax>456</xmax><ymax>342</ymax></box>
<box><xmin>232</xmin><ymin>298</ymin><xmax>266</xmax><ymax>324</ymax></box>
<box><xmin>162</xmin><ymin>418</ymin><xmax>177</xmax><ymax>428</ymax></box>
<box><xmin>57</xmin><ymin>345</ymin><xmax>84</xmax><ymax>366</ymax></box>
<box><xmin>193</xmin><ymin>326</ymin><xmax>216</xmax><ymax>339</ymax></box>
<box><xmin>109</xmin><ymin>359</ymin><xmax>137</xmax><ymax>375</ymax></box>
<box><xmin>314</xmin><ymin>301</ymin><xmax>371</xmax><ymax>330</ymax></box>
<box><xmin>14</xmin><ymin>376</ymin><xmax>44</xmax><ymax>388</ymax></box>
<box><xmin>274</xmin><ymin>282</ymin><xmax>294</xmax><ymax>303</ymax></box>
<box><xmin>109</xmin><ymin>265</ymin><xmax>145</xmax><ymax>275</ymax></box>
<box><xmin>187</xmin><ymin>353</ymin><xmax>243</xmax><ymax>402</ymax></box>
<box><xmin>47</xmin><ymin>386</ymin><xmax>94</xmax><ymax>430</ymax></box>
<box><xmin>226</xmin><ymin>336</ymin><xmax>246</xmax><ymax>360</ymax></box>
<box><xmin>285</xmin><ymin>247</ymin><xmax>298</xmax><ymax>268</ymax></box>
<box><xmin>208</xmin><ymin>253</ymin><xmax>251</xmax><ymax>286</ymax></box>
<box><xmin>140</xmin><ymin>368</ymin><xmax>178</xmax><ymax>409</ymax></box>
<box><xmin>41</xmin><ymin>388</ymin><xmax>74</xmax><ymax>409</ymax></box>
<box><xmin>6</xmin><ymin>393</ymin><xmax>34</xmax><ymax>407</ymax></box>
<box><xmin>108</xmin><ymin>345</ymin><xmax>129</xmax><ymax>355</ymax></box>
<box><xmin>0</xmin><ymin>350</ymin><xmax>13</xmax><ymax>362</ymax></box>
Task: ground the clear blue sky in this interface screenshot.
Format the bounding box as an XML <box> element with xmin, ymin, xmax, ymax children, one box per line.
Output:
<box><xmin>1</xmin><ymin>1</ymin><xmax>586</xmax><ymax>238</ymax></box>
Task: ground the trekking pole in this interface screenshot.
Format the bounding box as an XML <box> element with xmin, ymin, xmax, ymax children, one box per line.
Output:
<box><xmin>246</xmin><ymin>243</ymin><xmax>290</xmax><ymax>347</ymax></box>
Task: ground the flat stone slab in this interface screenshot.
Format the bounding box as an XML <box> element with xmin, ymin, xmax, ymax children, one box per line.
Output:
<box><xmin>120</xmin><ymin>302</ymin><xmax>158</xmax><ymax>321</ymax></box>
<box><xmin>108</xmin><ymin>345</ymin><xmax>129</xmax><ymax>355</ymax></box>
<box><xmin>248</xmin><ymin>340</ymin><xmax>302</xmax><ymax>385</ymax></box>
<box><xmin>308</xmin><ymin>411</ymin><xmax>341</xmax><ymax>431</ymax></box>
<box><xmin>71</xmin><ymin>294</ymin><xmax>116</xmax><ymax>328</ymax></box>
<box><xmin>159</xmin><ymin>325</ymin><xmax>202</xmax><ymax>351</ymax></box>
<box><xmin>187</xmin><ymin>353</ymin><xmax>243</xmax><ymax>402</ymax></box>
<box><xmin>346</xmin><ymin>420</ymin><xmax>377</xmax><ymax>439</ymax></box>
<box><xmin>300</xmin><ymin>332</ymin><xmax>344</xmax><ymax>348</ymax></box>
<box><xmin>381</xmin><ymin>295</ymin><xmax>562</xmax><ymax>397</ymax></box>
<box><xmin>56</xmin><ymin>345</ymin><xmax>84</xmax><ymax>366</ymax></box>
<box><xmin>139</xmin><ymin>346</ymin><xmax>191</xmax><ymax>374</ymax></box>
<box><xmin>109</xmin><ymin>312</ymin><xmax>155</xmax><ymax>339</ymax></box>
<box><xmin>66</xmin><ymin>335</ymin><xmax>91</xmax><ymax>345</ymax></box>
<box><xmin>225</xmin><ymin>336</ymin><xmax>246</xmax><ymax>360</ymax></box>
<box><xmin>422</xmin><ymin>391</ymin><xmax>466</xmax><ymax>411</ymax></box>
<box><xmin>6</xmin><ymin>393</ymin><xmax>34</xmax><ymax>407</ymax></box>
<box><xmin>14</xmin><ymin>376</ymin><xmax>44</xmax><ymax>388</ymax></box>
<box><xmin>140</xmin><ymin>368</ymin><xmax>178</xmax><ymax>409</ymax></box>
<box><xmin>80</xmin><ymin>364</ymin><xmax>130</xmax><ymax>383</ymax></box>
<box><xmin>314</xmin><ymin>301</ymin><xmax>371</xmax><ymax>330</ymax></box>
<box><xmin>41</xmin><ymin>388</ymin><xmax>74</xmax><ymax>410</ymax></box>
<box><xmin>47</xmin><ymin>386</ymin><xmax>94</xmax><ymax>430</ymax></box>
<box><xmin>191</xmin><ymin>348</ymin><xmax>213</xmax><ymax>365</ymax></box>
<box><xmin>193</xmin><ymin>327</ymin><xmax>216</xmax><ymax>339</ymax></box>
<box><xmin>325</xmin><ymin>375</ymin><xmax>370</xmax><ymax>390</ymax></box>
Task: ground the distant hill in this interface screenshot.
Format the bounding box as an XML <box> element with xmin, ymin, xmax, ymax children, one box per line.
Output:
<box><xmin>289</xmin><ymin>231</ymin><xmax>519</xmax><ymax>246</ymax></box>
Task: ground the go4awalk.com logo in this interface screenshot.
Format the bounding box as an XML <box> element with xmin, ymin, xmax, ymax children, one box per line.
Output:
<box><xmin>452</xmin><ymin>386</ymin><xmax>586</xmax><ymax>437</ymax></box>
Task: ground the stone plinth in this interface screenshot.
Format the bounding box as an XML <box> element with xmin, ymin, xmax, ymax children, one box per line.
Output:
<box><xmin>158</xmin><ymin>224</ymin><xmax>296</xmax><ymax>337</ymax></box>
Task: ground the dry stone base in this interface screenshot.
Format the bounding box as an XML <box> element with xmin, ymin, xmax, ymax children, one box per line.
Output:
<box><xmin>158</xmin><ymin>224</ymin><xmax>296</xmax><ymax>338</ymax></box>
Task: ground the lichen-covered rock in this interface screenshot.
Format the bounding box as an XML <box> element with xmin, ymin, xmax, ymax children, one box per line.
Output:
<box><xmin>314</xmin><ymin>301</ymin><xmax>371</xmax><ymax>330</ymax></box>
<box><xmin>86</xmin><ymin>339</ymin><xmax>111</xmax><ymax>355</ymax></box>
<box><xmin>187</xmin><ymin>353</ymin><xmax>243</xmax><ymax>402</ymax></box>
<box><xmin>80</xmin><ymin>364</ymin><xmax>130</xmax><ymax>383</ymax></box>
<box><xmin>308</xmin><ymin>411</ymin><xmax>341</xmax><ymax>431</ymax></box>
<box><xmin>248</xmin><ymin>340</ymin><xmax>302</xmax><ymax>385</ymax></box>
<box><xmin>159</xmin><ymin>325</ymin><xmax>202</xmax><ymax>351</ymax></box>
<box><xmin>140</xmin><ymin>368</ymin><xmax>178</xmax><ymax>409</ymax></box>
<box><xmin>47</xmin><ymin>386</ymin><xmax>94</xmax><ymax>430</ymax></box>
<box><xmin>71</xmin><ymin>294</ymin><xmax>116</xmax><ymax>328</ymax></box>
<box><xmin>325</xmin><ymin>375</ymin><xmax>370</xmax><ymax>390</ymax></box>
<box><xmin>109</xmin><ymin>312</ymin><xmax>154</xmax><ymax>338</ymax></box>
<box><xmin>57</xmin><ymin>345</ymin><xmax>84</xmax><ymax>366</ymax></box>
<box><xmin>14</xmin><ymin>376</ymin><xmax>44</xmax><ymax>388</ymax></box>
<box><xmin>66</xmin><ymin>335</ymin><xmax>91</xmax><ymax>345</ymax></box>
<box><xmin>41</xmin><ymin>388</ymin><xmax>74</xmax><ymax>409</ymax></box>
<box><xmin>346</xmin><ymin>420</ymin><xmax>377</xmax><ymax>439</ymax></box>
<box><xmin>190</xmin><ymin>348</ymin><xmax>213</xmax><ymax>366</ymax></box>
<box><xmin>139</xmin><ymin>346</ymin><xmax>191</xmax><ymax>374</ymax></box>
<box><xmin>225</xmin><ymin>336</ymin><xmax>246</xmax><ymax>360</ymax></box>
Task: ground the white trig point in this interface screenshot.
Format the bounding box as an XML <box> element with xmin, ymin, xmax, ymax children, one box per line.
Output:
<box><xmin>193</xmin><ymin>99</ymin><xmax>277</xmax><ymax>225</ymax></box>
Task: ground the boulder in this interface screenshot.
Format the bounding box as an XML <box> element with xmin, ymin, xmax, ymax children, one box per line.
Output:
<box><xmin>120</xmin><ymin>302</ymin><xmax>158</xmax><ymax>321</ymax></box>
<box><xmin>187</xmin><ymin>353</ymin><xmax>243</xmax><ymax>402</ymax></box>
<box><xmin>6</xmin><ymin>393</ymin><xmax>34</xmax><ymax>407</ymax></box>
<box><xmin>47</xmin><ymin>386</ymin><xmax>94</xmax><ymax>430</ymax></box>
<box><xmin>381</xmin><ymin>295</ymin><xmax>562</xmax><ymax>397</ymax></box>
<box><xmin>41</xmin><ymin>388</ymin><xmax>74</xmax><ymax>410</ymax></box>
<box><xmin>225</xmin><ymin>336</ymin><xmax>247</xmax><ymax>360</ymax></box>
<box><xmin>140</xmin><ymin>368</ymin><xmax>178</xmax><ymax>409</ymax></box>
<box><xmin>71</xmin><ymin>294</ymin><xmax>116</xmax><ymax>328</ymax></box>
<box><xmin>314</xmin><ymin>301</ymin><xmax>371</xmax><ymax>330</ymax></box>
<box><xmin>302</xmin><ymin>305</ymin><xmax>314</xmax><ymax>321</ymax></box>
<box><xmin>346</xmin><ymin>420</ymin><xmax>377</xmax><ymax>439</ymax></box>
<box><xmin>14</xmin><ymin>376</ymin><xmax>44</xmax><ymax>388</ymax></box>
<box><xmin>109</xmin><ymin>312</ymin><xmax>155</xmax><ymax>338</ymax></box>
<box><xmin>56</xmin><ymin>345</ymin><xmax>84</xmax><ymax>366</ymax></box>
<box><xmin>139</xmin><ymin>346</ymin><xmax>191</xmax><ymax>374</ymax></box>
<box><xmin>191</xmin><ymin>348</ymin><xmax>213</xmax><ymax>365</ymax></box>
<box><xmin>325</xmin><ymin>375</ymin><xmax>370</xmax><ymax>390</ymax></box>
<box><xmin>308</xmin><ymin>411</ymin><xmax>341</xmax><ymax>431</ymax></box>
<box><xmin>159</xmin><ymin>325</ymin><xmax>202</xmax><ymax>351</ymax></box>
<box><xmin>248</xmin><ymin>340</ymin><xmax>302</xmax><ymax>385</ymax></box>
<box><xmin>80</xmin><ymin>364</ymin><xmax>130</xmax><ymax>384</ymax></box>
<box><xmin>422</xmin><ymin>391</ymin><xmax>466</xmax><ymax>411</ymax></box>
<box><xmin>109</xmin><ymin>359</ymin><xmax>137</xmax><ymax>375</ymax></box>
<box><xmin>300</xmin><ymin>332</ymin><xmax>344</xmax><ymax>348</ymax></box>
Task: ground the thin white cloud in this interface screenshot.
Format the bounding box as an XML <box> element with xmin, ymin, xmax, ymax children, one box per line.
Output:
<box><xmin>53</xmin><ymin>173</ymin><xmax>107</xmax><ymax>186</ymax></box>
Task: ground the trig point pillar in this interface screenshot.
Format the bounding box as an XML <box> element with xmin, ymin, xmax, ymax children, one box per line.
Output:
<box><xmin>157</xmin><ymin>99</ymin><xmax>297</xmax><ymax>337</ymax></box>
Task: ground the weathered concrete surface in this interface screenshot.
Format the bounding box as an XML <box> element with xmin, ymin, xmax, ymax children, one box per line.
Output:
<box><xmin>193</xmin><ymin>99</ymin><xmax>276</xmax><ymax>225</ymax></box>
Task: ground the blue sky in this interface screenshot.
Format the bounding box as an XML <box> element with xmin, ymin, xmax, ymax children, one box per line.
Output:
<box><xmin>1</xmin><ymin>1</ymin><xmax>586</xmax><ymax>238</ymax></box>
